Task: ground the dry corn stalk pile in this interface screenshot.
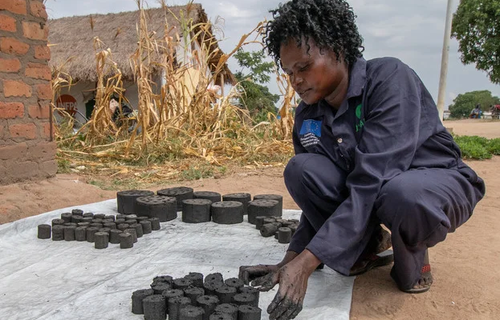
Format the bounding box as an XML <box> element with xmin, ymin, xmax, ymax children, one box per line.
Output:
<box><xmin>52</xmin><ymin>1</ymin><xmax>297</xmax><ymax>182</ymax></box>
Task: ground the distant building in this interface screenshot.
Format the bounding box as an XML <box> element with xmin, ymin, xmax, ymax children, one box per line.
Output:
<box><xmin>443</xmin><ymin>110</ymin><xmax>451</xmax><ymax>120</ymax></box>
<box><xmin>48</xmin><ymin>4</ymin><xmax>235</xmax><ymax>124</ymax></box>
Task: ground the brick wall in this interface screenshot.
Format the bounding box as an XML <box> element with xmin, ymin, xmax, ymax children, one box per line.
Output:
<box><xmin>0</xmin><ymin>0</ymin><xmax>57</xmax><ymax>184</ymax></box>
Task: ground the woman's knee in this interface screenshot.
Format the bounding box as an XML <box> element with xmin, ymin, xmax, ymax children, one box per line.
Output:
<box><xmin>375</xmin><ymin>174</ymin><xmax>450</xmax><ymax>247</ymax></box>
<box><xmin>284</xmin><ymin>153</ymin><xmax>347</xmax><ymax>198</ymax></box>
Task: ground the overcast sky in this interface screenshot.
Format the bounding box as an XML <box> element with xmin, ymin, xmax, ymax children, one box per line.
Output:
<box><xmin>45</xmin><ymin>0</ymin><xmax>499</xmax><ymax>108</ymax></box>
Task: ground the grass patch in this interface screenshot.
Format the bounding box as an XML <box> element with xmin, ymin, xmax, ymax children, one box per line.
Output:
<box><xmin>454</xmin><ymin>135</ymin><xmax>500</xmax><ymax>160</ymax></box>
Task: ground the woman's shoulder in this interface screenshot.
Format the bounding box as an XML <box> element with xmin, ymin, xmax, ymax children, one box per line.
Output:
<box><xmin>365</xmin><ymin>57</ymin><xmax>418</xmax><ymax>86</ymax></box>
<box><xmin>366</xmin><ymin>57</ymin><xmax>410</xmax><ymax>75</ymax></box>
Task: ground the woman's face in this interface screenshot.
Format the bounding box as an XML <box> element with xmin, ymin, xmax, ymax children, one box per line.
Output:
<box><xmin>279</xmin><ymin>38</ymin><xmax>349</xmax><ymax>106</ymax></box>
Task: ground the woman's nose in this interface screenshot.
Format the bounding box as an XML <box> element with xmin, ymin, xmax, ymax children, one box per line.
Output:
<box><xmin>291</xmin><ymin>74</ymin><xmax>303</xmax><ymax>87</ymax></box>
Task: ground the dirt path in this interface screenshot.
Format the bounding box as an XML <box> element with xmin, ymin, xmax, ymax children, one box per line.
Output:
<box><xmin>1</xmin><ymin>119</ymin><xmax>499</xmax><ymax>319</ymax></box>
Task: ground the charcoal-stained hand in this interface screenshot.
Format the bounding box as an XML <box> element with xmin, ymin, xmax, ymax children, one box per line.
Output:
<box><xmin>252</xmin><ymin>261</ymin><xmax>308</xmax><ymax>320</ymax></box>
<box><xmin>238</xmin><ymin>264</ymin><xmax>279</xmax><ymax>285</ymax></box>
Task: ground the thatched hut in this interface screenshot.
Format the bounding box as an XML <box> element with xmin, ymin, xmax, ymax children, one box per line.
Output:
<box><xmin>48</xmin><ymin>3</ymin><xmax>235</xmax><ymax>124</ymax></box>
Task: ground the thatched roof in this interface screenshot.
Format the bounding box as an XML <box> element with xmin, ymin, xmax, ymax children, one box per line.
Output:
<box><xmin>48</xmin><ymin>4</ymin><xmax>235</xmax><ymax>84</ymax></box>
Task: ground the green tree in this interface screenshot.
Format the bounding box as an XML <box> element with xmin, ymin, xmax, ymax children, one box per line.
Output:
<box><xmin>234</xmin><ymin>49</ymin><xmax>279</xmax><ymax>122</ymax></box>
<box><xmin>452</xmin><ymin>0</ymin><xmax>500</xmax><ymax>83</ymax></box>
<box><xmin>448</xmin><ymin>90</ymin><xmax>500</xmax><ymax>118</ymax></box>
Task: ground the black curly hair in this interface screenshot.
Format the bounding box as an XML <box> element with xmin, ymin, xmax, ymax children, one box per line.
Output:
<box><xmin>264</xmin><ymin>0</ymin><xmax>363</xmax><ymax>68</ymax></box>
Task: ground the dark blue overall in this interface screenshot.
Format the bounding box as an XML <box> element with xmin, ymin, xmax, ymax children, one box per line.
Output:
<box><xmin>284</xmin><ymin>57</ymin><xmax>485</xmax><ymax>289</ymax></box>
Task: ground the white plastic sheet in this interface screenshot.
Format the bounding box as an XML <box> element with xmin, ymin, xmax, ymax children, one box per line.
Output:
<box><xmin>0</xmin><ymin>199</ymin><xmax>353</xmax><ymax>320</ymax></box>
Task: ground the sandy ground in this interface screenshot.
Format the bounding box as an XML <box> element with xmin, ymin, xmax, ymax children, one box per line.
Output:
<box><xmin>1</xmin><ymin>119</ymin><xmax>499</xmax><ymax>319</ymax></box>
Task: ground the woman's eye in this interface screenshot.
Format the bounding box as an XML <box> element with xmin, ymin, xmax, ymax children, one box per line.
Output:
<box><xmin>299</xmin><ymin>65</ymin><xmax>309</xmax><ymax>72</ymax></box>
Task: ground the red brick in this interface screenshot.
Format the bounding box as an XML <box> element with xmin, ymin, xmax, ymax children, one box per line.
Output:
<box><xmin>0</xmin><ymin>0</ymin><xmax>27</xmax><ymax>15</ymax></box>
<box><xmin>34</xmin><ymin>45</ymin><xmax>50</xmax><ymax>60</ymax></box>
<box><xmin>9</xmin><ymin>123</ymin><xmax>37</xmax><ymax>139</ymax></box>
<box><xmin>0</xmin><ymin>102</ymin><xmax>24</xmax><ymax>119</ymax></box>
<box><xmin>3</xmin><ymin>80</ymin><xmax>32</xmax><ymax>98</ymax></box>
<box><xmin>0</xmin><ymin>14</ymin><xmax>16</xmax><ymax>32</ymax></box>
<box><xmin>0</xmin><ymin>142</ymin><xmax>28</xmax><ymax>160</ymax></box>
<box><xmin>25</xmin><ymin>62</ymin><xmax>51</xmax><ymax>80</ymax></box>
<box><xmin>22</xmin><ymin>21</ymin><xmax>48</xmax><ymax>40</ymax></box>
<box><xmin>42</xmin><ymin>122</ymin><xmax>53</xmax><ymax>139</ymax></box>
<box><xmin>29</xmin><ymin>1</ymin><xmax>47</xmax><ymax>19</ymax></box>
<box><xmin>36</xmin><ymin>83</ymin><xmax>52</xmax><ymax>99</ymax></box>
<box><xmin>28</xmin><ymin>102</ymin><xmax>50</xmax><ymax>119</ymax></box>
<box><xmin>0</xmin><ymin>58</ymin><xmax>21</xmax><ymax>72</ymax></box>
<box><xmin>0</xmin><ymin>37</ymin><xmax>30</xmax><ymax>55</ymax></box>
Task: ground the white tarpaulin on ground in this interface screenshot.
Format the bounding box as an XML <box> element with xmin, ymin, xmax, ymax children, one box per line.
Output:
<box><xmin>0</xmin><ymin>199</ymin><xmax>353</xmax><ymax>320</ymax></box>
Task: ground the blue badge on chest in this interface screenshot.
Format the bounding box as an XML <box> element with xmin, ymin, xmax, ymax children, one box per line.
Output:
<box><xmin>300</xmin><ymin>119</ymin><xmax>322</xmax><ymax>137</ymax></box>
<box><xmin>299</xmin><ymin>119</ymin><xmax>322</xmax><ymax>148</ymax></box>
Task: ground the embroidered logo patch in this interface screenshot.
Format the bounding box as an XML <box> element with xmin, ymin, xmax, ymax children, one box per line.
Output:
<box><xmin>355</xmin><ymin>104</ymin><xmax>365</xmax><ymax>132</ymax></box>
<box><xmin>299</xmin><ymin>119</ymin><xmax>321</xmax><ymax>147</ymax></box>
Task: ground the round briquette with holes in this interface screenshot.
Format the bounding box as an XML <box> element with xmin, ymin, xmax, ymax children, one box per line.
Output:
<box><xmin>124</xmin><ymin>228</ymin><xmax>138</xmax><ymax>243</ymax></box>
<box><xmin>222</xmin><ymin>193</ymin><xmax>251</xmax><ymax>215</ymax></box>
<box><xmin>119</xmin><ymin>232</ymin><xmax>134</xmax><ymax>249</ymax></box>
<box><xmin>179</xmin><ymin>305</ymin><xmax>204</xmax><ymax>320</ymax></box>
<box><xmin>237</xmin><ymin>305</ymin><xmax>261</xmax><ymax>320</ymax></box>
<box><xmin>211</xmin><ymin>201</ymin><xmax>243</xmax><ymax>224</ymax></box>
<box><xmin>182</xmin><ymin>198</ymin><xmax>212</xmax><ymax>223</ymax></box>
<box><xmin>224</xmin><ymin>278</ymin><xmax>244</xmax><ymax>290</ymax></box>
<box><xmin>196</xmin><ymin>295</ymin><xmax>219</xmax><ymax>319</ymax></box>
<box><xmin>37</xmin><ymin>224</ymin><xmax>51</xmax><ymax>239</ymax></box>
<box><xmin>72</xmin><ymin>208</ymin><xmax>84</xmax><ymax>215</ymax></box>
<box><xmin>183</xmin><ymin>286</ymin><xmax>205</xmax><ymax>305</ymax></box>
<box><xmin>193</xmin><ymin>191</ymin><xmax>221</xmax><ymax>203</ymax></box>
<box><xmin>209</xmin><ymin>313</ymin><xmax>234</xmax><ymax>320</ymax></box>
<box><xmin>94</xmin><ymin>232</ymin><xmax>109</xmax><ymax>249</ymax></box>
<box><xmin>135</xmin><ymin>195</ymin><xmax>177</xmax><ymax>222</ymax></box>
<box><xmin>143</xmin><ymin>294</ymin><xmax>167</xmax><ymax>320</ymax></box>
<box><xmin>51</xmin><ymin>225</ymin><xmax>64</xmax><ymax>241</ymax></box>
<box><xmin>63</xmin><ymin>225</ymin><xmax>76</xmax><ymax>241</ymax></box>
<box><xmin>162</xmin><ymin>288</ymin><xmax>184</xmax><ymax>303</ymax></box>
<box><xmin>71</xmin><ymin>215</ymin><xmax>83</xmax><ymax>224</ymax></box>
<box><xmin>51</xmin><ymin>218</ymin><xmax>65</xmax><ymax>226</ymax></box>
<box><xmin>131</xmin><ymin>288</ymin><xmax>154</xmax><ymax>314</ymax></box>
<box><xmin>140</xmin><ymin>220</ymin><xmax>152</xmax><ymax>234</ymax></box>
<box><xmin>117</xmin><ymin>189</ymin><xmax>155</xmax><ymax>214</ymax></box>
<box><xmin>232</xmin><ymin>293</ymin><xmax>256</xmax><ymax>306</ymax></box>
<box><xmin>260</xmin><ymin>223</ymin><xmax>279</xmax><ymax>238</ymax></box>
<box><xmin>214</xmin><ymin>285</ymin><xmax>237</xmax><ymax>304</ymax></box>
<box><xmin>238</xmin><ymin>286</ymin><xmax>259</xmax><ymax>307</ymax></box>
<box><xmin>173</xmin><ymin>278</ymin><xmax>192</xmax><ymax>290</ymax></box>
<box><xmin>184</xmin><ymin>272</ymin><xmax>204</xmax><ymax>288</ymax></box>
<box><xmin>278</xmin><ymin>227</ymin><xmax>292</xmax><ymax>244</ymax></box>
<box><xmin>157</xmin><ymin>187</ymin><xmax>194</xmax><ymax>211</ymax></box>
<box><xmin>247</xmin><ymin>199</ymin><xmax>281</xmax><ymax>225</ymax></box>
<box><xmin>86</xmin><ymin>227</ymin><xmax>99</xmax><ymax>242</ymax></box>
<box><xmin>60</xmin><ymin>212</ymin><xmax>72</xmax><ymax>223</ymax></box>
<box><xmin>168</xmin><ymin>296</ymin><xmax>191</xmax><ymax>320</ymax></box>
<box><xmin>151</xmin><ymin>282</ymin><xmax>172</xmax><ymax>295</ymax></box>
<box><xmin>149</xmin><ymin>217</ymin><xmax>161</xmax><ymax>230</ymax></box>
<box><xmin>129</xmin><ymin>223</ymin><xmax>144</xmax><ymax>238</ymax></box>
<box><xmin>253</xmin><ymin>194</ymin><xmax>283</xmax><ymax>212</ymax></box>
<box><xmin>75</xmin><ymin>226</ymin><xmax>87</xmax><ymax>241</ymax></box>
<box><xmin>214</xmin><ymin>303</ymin><xmax>238</xmax><ymax>319</ymax></box>
<box><xmin>109</xmin><ymin>229</ymin><xmax>122</xmax><ymax>244</ymax></box>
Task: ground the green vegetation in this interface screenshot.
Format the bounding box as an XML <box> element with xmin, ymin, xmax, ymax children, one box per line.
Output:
<box><xmin>454</xmin><ymin>135</ymin><xmax>500</xmax><ymax>159</ymax></box>
<box><xmin>234</xmin><ymin>49</ymin><xmax>280</xmax><ymax>122</ymax></box>
<box><xmin>452</xmin><ymin>0</ymin><xmax>500</xmax><ymax>83</ymax></box>
<box><xmin>448</xmin><ymin>90</ymin><xmax>500</xmax><ymax>118</ymax></box>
